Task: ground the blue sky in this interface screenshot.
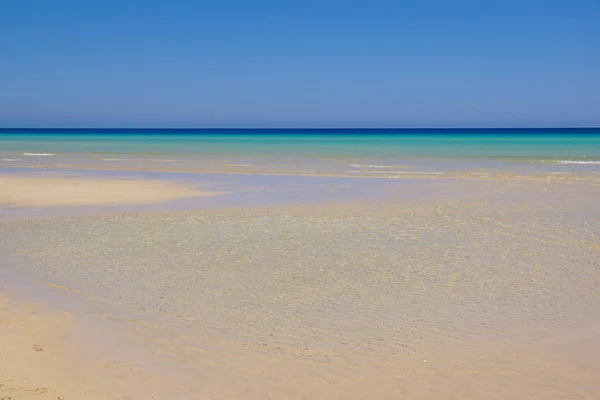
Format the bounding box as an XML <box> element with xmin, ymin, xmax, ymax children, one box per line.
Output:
<box><xmin>1</xmin><ymin>0</ymin><xmax>599</xmax><ymax>128</ymax></box>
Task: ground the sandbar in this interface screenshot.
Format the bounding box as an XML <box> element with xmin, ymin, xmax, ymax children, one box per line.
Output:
<box><xmin>0</xmin><ymin>175</ymin><xmax>221</xmax><ymax>207</ymax></box>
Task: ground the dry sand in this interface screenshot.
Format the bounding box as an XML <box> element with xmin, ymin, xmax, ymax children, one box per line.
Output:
<box><xmin>0</xmin><ymin>175</ymin><xmax>220</xmax><ymax>207</ymax></box>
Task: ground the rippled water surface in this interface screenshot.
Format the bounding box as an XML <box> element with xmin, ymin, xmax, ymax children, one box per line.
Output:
<box><xmin>1</xmin><ymin>176</ymin><xmax>599</xmax><ymax>399</ymax></box>
<box><xmin>2</xmin><ymin>129</ymin><xmax>600</xmax><ymax>178</ymax></box>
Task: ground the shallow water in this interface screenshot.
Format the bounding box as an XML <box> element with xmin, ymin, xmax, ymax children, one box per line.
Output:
<box><xmin>0</xmin><ymin>167</ymin><xmax>426</xmax><ymax>220</ymax></box>
<box><xmin>1</xmin><ymin>176</ymin><xmax>599</xmax><ymax>399</ymax></box>
<box><xmin>3</xmin><ymin>129</ymin><xmax>600</xmax><ymax>178</ymax></box>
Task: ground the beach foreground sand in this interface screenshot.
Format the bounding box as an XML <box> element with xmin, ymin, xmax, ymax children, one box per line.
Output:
<box><xmin>3</xmin><ymin>292</ymin><xmax>598</xmax><ymax>400</ymax></box>
<box><xmin>0</xmin><ymin>175</ymin><xmax>219</xmax><ymax>207</ymax></box>
<box><xmin>0</xmin><ymin>294</ymin><xmax>88</xmax><ymax>400</ymax></box>
<box><xmin>1</xmin><ymin>176</ymin><xmax>600</xmax><ymax>399</ymax></box>
<box><xmin>0</xmin><ymin>293</ymin><xmax>157</xmax><ymax>399</ymax></box>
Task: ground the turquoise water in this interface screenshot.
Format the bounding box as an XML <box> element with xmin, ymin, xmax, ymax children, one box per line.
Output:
<box><xmin>1</xmin><ymin>128</ymin><xmax>600</xmax><ymax>158</ymax></box>
<box><xmin>2</xmin><ymin>128</ymin><xmax>600</xmax><ymax>175</ymax></box>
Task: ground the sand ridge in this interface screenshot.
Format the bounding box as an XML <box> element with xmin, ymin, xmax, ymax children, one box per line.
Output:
<box><xmin>0</xmin><ymin>175</ymin><xmax>223</xmax><ymax>207</ymax></box>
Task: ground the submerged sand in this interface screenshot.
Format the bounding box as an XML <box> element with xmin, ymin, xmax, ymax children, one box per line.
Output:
<box><xmin>1</xmin><ymin>177</ymin><xmax>600</xmax><ymax>399</ymax></box>
<box><xmin>0</xmin><ymin>175</ymin><xmax>220</xmax><ymax>207</ymax></box>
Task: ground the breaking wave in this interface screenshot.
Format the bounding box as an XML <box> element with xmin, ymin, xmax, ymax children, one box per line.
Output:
<box><xmin>557</xmin><ymin>160</ymin><xmax>600</xmax><ymax>165</ymax></box>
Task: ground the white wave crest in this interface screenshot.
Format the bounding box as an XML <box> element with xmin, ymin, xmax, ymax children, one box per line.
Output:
<box><xmin>348</xmin><ymin>164</ymin><xmax>403</xmax><ymax>168</ymax></box>
<box><xmin>557</xmin><ymin>160</ymin><xmax>600</xmax><ymax>165</ymax></box>
<box><xmin>2</xmin><ymin>158</ymin><xmax>22</xmax><ymax>161</ymax></box>
<box><xmin>103</xmin><ymin>158</ymin><xmax>181</xmax><ymax>162</ymax></box>
<box><xmin>23</xmin><ymin>152</ymin><xmax>54</xmax><ymax>156</ymax></box>
<box><xmin>344</xmin><ymin>170</ymin><xmax>442</xmax><ymax>175</ymax></box>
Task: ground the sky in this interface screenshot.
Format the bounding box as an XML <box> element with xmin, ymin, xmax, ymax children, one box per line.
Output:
<box><xmin>0</xmin><ymin>0</ymin><xmax>599</xmax><ymax>128</ymax></box>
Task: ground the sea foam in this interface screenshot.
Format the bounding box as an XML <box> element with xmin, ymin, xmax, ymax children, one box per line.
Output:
<box><xmin>348</xmin><ymin>164</ymin><xmax>405</xmax><ymax>169</ymax></box>
<box><xmin>557</xmin><ymin>160</ymin><xmax>600</xmax><ymax>164</ymax></box>
<box><xmin>23</xmin><ymin>152</ymin><xmax>54</xmax><ymax>156</ymax></box>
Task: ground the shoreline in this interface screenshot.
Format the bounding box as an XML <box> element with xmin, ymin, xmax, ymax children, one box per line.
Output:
<box><xmin>3</xmin><ymin>163</ymin><xmax>600</xmax><ymax>183</ymax></box>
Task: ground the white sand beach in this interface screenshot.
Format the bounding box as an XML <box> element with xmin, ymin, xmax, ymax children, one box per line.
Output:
<box><xmin>1</xmin><ymin>174</ymin><xmax>600</xmax><ymax>399</ymax></box>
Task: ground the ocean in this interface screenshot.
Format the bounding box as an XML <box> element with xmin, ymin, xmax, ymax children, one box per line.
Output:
<box><xmin>2</xmin><ymin>128</ymin><xmax>600</xmax><ymax>177</ymax></box>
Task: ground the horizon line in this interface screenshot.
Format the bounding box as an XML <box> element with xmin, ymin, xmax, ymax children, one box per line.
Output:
<box><xmin>1</xmin><ymin>127</ymin><xmax>599</xmax><ymax>131</ymax></box>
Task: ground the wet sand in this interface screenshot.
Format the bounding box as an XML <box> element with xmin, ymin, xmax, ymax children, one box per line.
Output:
<box><xmin>0</xmin><ymin>293</ymin><xmax>98</xmax><ymax>400</ymax></box>
<box><xmin>0</xmin><ymin>293</ymin><xmax>159</xmax><ymax>399</ymax></box>
<box><xmin>6</xmin><ymin>161</ymin><xmax>600</xmax><ymax>182</ymax></box>
<box><xmin>1</xmin><ymin>174</ymin><xmax>600</xmax><ymax>399</ymax></box>
<box><xmin>0</xmin><ymin>175</ymin><xmax>220</xmax><ymax>207</ymax></box>
<box><xmin>0</xmin><ymin>293</ymin><xmax>78</xmax><ymax>400</ymax></box>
